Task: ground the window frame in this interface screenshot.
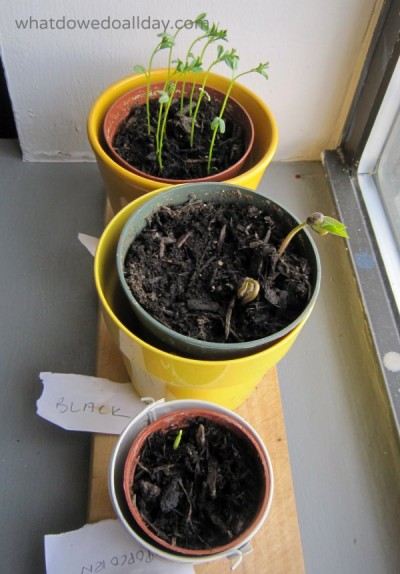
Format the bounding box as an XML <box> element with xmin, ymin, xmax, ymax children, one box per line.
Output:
<box><xmin>322</xmin><ymin>0</ymin><xmax>400</xmax><ymax>436</ymax></box>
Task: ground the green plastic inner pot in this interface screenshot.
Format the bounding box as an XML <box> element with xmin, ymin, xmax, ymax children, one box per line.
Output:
<box><xmin>116</xmin><ymin>182</ymin><xmax>321</xmax><ymax>360</ymax></box>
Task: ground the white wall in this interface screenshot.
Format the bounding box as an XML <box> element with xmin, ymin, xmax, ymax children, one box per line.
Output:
<box><xmin>0</xmin><ymin>0</ymin><xmax>382</xmax><ymax>162</ymax></box>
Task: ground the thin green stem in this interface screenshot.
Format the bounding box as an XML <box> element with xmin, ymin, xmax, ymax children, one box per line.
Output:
<box><xmin>277</xmin><ymin>222</ymin><xmax>307</xmax><ymax>257</ymax></box>
<box><xmin>180</xmin><ymin>71</ymin><xmax>188</xmax><ymax>110</ymax></box>
<box><xmin>155</xmin><ymin>101</ymin><xmax>165</xmax><ymax>162</ymax></box>
<box><xmin>157</xmin><ymin>78</ymin><xmax>181</xmax><ymax>169</ymax></box>
<box><xmin>187</xmin><ymin>37</ymin><xmax>214</xmax><ymax>112</ymax></box>
<box><xmin>146</xmin><ymin>48</ymin><xmax>160</xmax><ymax>134</ymax></box>
<box><xmin>189</xmin><ymin>68</ymin><xmax>212</xmax><ymax>147</ymax></box>
<box><xmin>173</xmin><ymin>429</ymin><xmax>183</xmax><ymax>450</ymax></box>
<box><xmin>206</xmin><ymin>78</ymin><xmax>235</xmax><ymax>174</ymax></box>
<box><xmin>180</xmin><ymin>33</ymin><xmax>209</xmax><ymax>111</ymax></box>
<box><xmin>165</xmin><ymin>29</ymin><xmax>181</xmax><ymax>85</ymax></box>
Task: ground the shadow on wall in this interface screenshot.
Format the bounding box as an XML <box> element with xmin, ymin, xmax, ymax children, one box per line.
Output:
<box><xmin>0</xmin><ymin>57</ymin><xmax>17</xmax><ymax>139</ymax></box>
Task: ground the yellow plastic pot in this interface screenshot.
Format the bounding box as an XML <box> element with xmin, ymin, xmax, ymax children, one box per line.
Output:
<box><xmin>88</xmin><ymin>69</ymin><xmax>278</xmax><ymax>214</ymax></box>
<box><xmin>94</xmin><ymin>189</ymin><xmax>314</xmax><ymax>410</ymax></box>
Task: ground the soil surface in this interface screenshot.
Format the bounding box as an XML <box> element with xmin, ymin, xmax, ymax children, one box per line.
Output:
<box><xmin>132</xmin><ymin>416</ymin><xmax>264</xmax><ymax>550</ymax></box>
<box><xmin>123</xmin><ymin>197</ymin><xmax>313</xmax><ymax>344</ymax></box>
<box><xmin>112</xmin><ymin>96</ymin><xmax>246</xmax><ymax>180</ymax></box>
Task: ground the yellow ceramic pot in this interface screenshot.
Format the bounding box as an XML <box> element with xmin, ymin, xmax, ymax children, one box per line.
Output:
<box><xmin>94</xmin><ymin>189</ymin><xmax>313</xmax><ymax>410</ymax></box>
<box><xmin>88</xmin><ymin>69</ymin><xmax>278</xmax><ymax>214</ymax></box>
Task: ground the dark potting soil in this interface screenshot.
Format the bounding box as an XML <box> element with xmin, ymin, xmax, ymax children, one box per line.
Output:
<box><xmin>112</xmin><ymin>97</ymin><xmax>246</xmax><ymax>180</ymax></box>
<box><xmin>132</xmin><ymin>416</ymin><xmax>264</xmax><ymax>550</ymax></box>
<box><xmin>123</xmin><ymin>197</ymin><xmax>313</xmax><ymax>344</ymax></box>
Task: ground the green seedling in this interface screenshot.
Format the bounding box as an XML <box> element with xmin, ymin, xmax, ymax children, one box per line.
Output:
<box><xmin>155</xmin><ymin>80</ymin><xmax>176</xmax><ymax>167</ymax></box>
<box><xmin>179</xmin><ymin>14</ymin><xmax>217</xmax><ymax>110</ymax></box>
<box><xmin>186</xmin><ymin>23</ymin><xmax>228</xmax><ymax>114</ymax></box>
<box><xmin>134</xmin><ymin>32</ymin><xmax>175</xmax><ymax>135</ymax></box>
<box><xmin>173</xmin><ymin>429</ymin><xmax>183</xmax><ymax>450</ymax></box>
<box><xmin>237</xmin><ymin>213</ymin><xmax>348</xmax><ymax>303</ymax></box>
<box><xmin>189</xmin><ymin>45</ymin><xmax>233</xmax><ymax>147</ymax></box>
<box><xmin>237</xmin><ymin>277</ymin><xmax>260</xmax><ymax>305</ymax></box>
<box><xmin>207</xmin><ymin>60</ymin><xmax>269</xmax><ymax>174</ymax></box>
<box><xmin>132</xmin><ymin>13</ymin><xmax>270</xmax><ymax>177</ymax></box>
<box><xmin>277</xmin><ymin>212</ymin><xmax>349</xmax><ymax>257</ymax></box>
<box><xmin>156</xmin><ymin>57</ymin><xmax>203</xmax><ymax>169</ymax></box>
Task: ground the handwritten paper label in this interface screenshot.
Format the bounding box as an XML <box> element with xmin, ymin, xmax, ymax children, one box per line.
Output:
<box><xmin>78</xmin><ymin>233</ymin><xmax>99</xmax><ymax>257</ymax></box>
<box><xmin>37</xmin><ymin>372</ymin><xmax>145</xmax><ymax>434</ymax></box>
<box><xmin>45</xmin><ymin>519</ymin><xmax>195</xmax><ymax>574</ymax></box>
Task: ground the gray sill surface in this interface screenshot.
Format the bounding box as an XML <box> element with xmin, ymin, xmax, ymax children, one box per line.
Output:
<box><xmin>1</xmin><ymin>139</ymin><xmax>399</xmax><ymax>574</ymax></box>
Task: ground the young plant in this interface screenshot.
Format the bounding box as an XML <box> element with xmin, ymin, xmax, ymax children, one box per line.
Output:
<box><xmin>189</xmin><ymin>45</ymin><xmax>233</xmax><ymax>147</ymax></box>
<box><xmin>186</xmin><ymin>23</ymin><xmax>228</xmax><ymax>114</ymax></box>
<box><xmin>154</xmin><ymin>80</ymin><xmax>175</xmax><ymax>164</ymax></box>
<box><xmin>130</xmin><ymin>13</ymin><xmax>271</xmax><ymax>178</ymax></box>
<box><xmin>207</xmin><ymin>59</ymin><xmax>269</xmax><ymax>174</ymax></box>
<box><xmin>237</xmin><ymin>213</ymin><xmax>348</xmax><ymax>304</ymax></box>
<box><xmin>173</xmin><ymin>429</ymin><xmax>183</xmax><ymax>450</ymax></box>
<box><xmin>277</xmin><ymin>212</ymin><xmax>349</xmax><ymax>257</ymax></box>
<box><xmin>178</xmin><ymin>13</ymin><xmax>212</xmax><ymax>110</ymax></box>
<box><xmin>134</xmin><ymin>33</ymin><xmax>176</xmax><ymax>135</ymax></box>
<box><xmin>237</xmin><ymin>277</ymin><xmax>260</xmax><ymax>305</ymax></box>
<box><xmin>155</xmin><ymin>57</ymin><xmax>203</xmax><ymax>169</ymax></box>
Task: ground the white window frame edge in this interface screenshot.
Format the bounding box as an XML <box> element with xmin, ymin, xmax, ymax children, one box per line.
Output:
<box><xmin>357</xmin><ymin>56</ymin><xmax>400</xmax><ymax>312</ymax></box>
<box><xmin>322</xmin><ymin>0</ymin><xmax>400</xmax><ymax>437</ymax></box>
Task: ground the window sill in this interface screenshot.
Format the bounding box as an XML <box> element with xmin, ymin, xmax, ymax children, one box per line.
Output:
<box><xmin>323</xmin><ymin>149</ymin><xmax>400</xmax><ymax>439</ymax></box>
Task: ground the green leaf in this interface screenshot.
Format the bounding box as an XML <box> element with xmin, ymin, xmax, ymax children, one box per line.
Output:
<box><xmin>320</xmin><ymin>216</ymin><xmax>349</xmax><ymax>238</ymax></box>
<box><xmin>223</xmin><ymin>49</ymin><xmax>239</xmax><ymax>70</ymax></box>
<box><xmin>308</xmin><ymin>214</ymin><xmax>349</xmax><ymax>238</ymax></box>
<box><xmin>133</xmin><ymin>65</ymin><xmax>146</xmax><ymax>74</ymax></box>
<box><xmin>208</xmin><ymin>23</ymin><xmax>218</xmax><ymax>37</ymax></box>
<box><xmin>195</xmin><ymin>13</ymin><xmax>209</xmax><ymax>32</ymax></box>
<box><xmin>157</xmin><ymin>90</ymin><xmax>170</xmax><ymax>104</ymax></box>
<box><xmin>211</xmin><ymin>117</ymin><xmax>225</xmax><ymax>133</ymax></box>
<box><xmin>175</xmin><ymin>58</ymin><xmax>185</xmax><ymax>72</ymax></box>
<box><xmin>157</xmin><ymin>32</ymin><xmax>175</xmax><ymax>50</ymax></box>
<box><xmin>188</xmin><ymin>56</ymin><xmax>203</xmax><ymax>73</ymax></box>
<box><xmin>173</xmin><ymin>429</ymin><xmax>183</xmax><ymax>450</ymax></box>
<box><xmin>207</xmin><ymin>24</ymin><xmax>227</xmax><ymax>41</ymax></box>
<box><xmin>255</xmin><ymin>62</ymin><xmax>269</xmax><ymax>79</ymax></box>
<box><xmin>216</xmin><ymin>29</ymin><xmax>228</xmax><ymax>41</ymax></box>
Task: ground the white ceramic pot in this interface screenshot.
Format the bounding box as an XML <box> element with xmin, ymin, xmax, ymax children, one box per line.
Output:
<box><xmin>109</xmin><ymin>399</ymin><xmax>274</xmax><ymax>570</ymax></box>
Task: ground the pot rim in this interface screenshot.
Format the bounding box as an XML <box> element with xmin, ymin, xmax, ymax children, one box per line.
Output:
<box><xmin>116</xmin><ymin>182</ymin><xmax>321</xmax><ymax>357</ymax></box>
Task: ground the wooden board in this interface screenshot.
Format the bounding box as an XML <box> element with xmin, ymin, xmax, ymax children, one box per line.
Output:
<box><xmin>88</xmin><ymin>313</ymin><xmax>305</xmax><ymax>573</ymax></box>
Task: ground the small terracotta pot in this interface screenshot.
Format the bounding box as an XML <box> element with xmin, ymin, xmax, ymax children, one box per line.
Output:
<box><xmin>103</xmin><ymin>82</ymin><xmax>254</xmax><ymax>184</ymax></box>
<box><xmin>121</xmin><ymin>405</ymin><xmax>272</xmax><ymax>558</ymax></box>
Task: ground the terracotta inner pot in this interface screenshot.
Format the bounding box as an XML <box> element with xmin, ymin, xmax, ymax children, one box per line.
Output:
<box><xmin>122</xmin><ymin>409</ymin><xmax>271</xmax><ymax>557</ymax></box>
<box><xmin>103</xmin><ymin>82</ymin><xmax>255</xmax><ymax>184</ymax></box>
